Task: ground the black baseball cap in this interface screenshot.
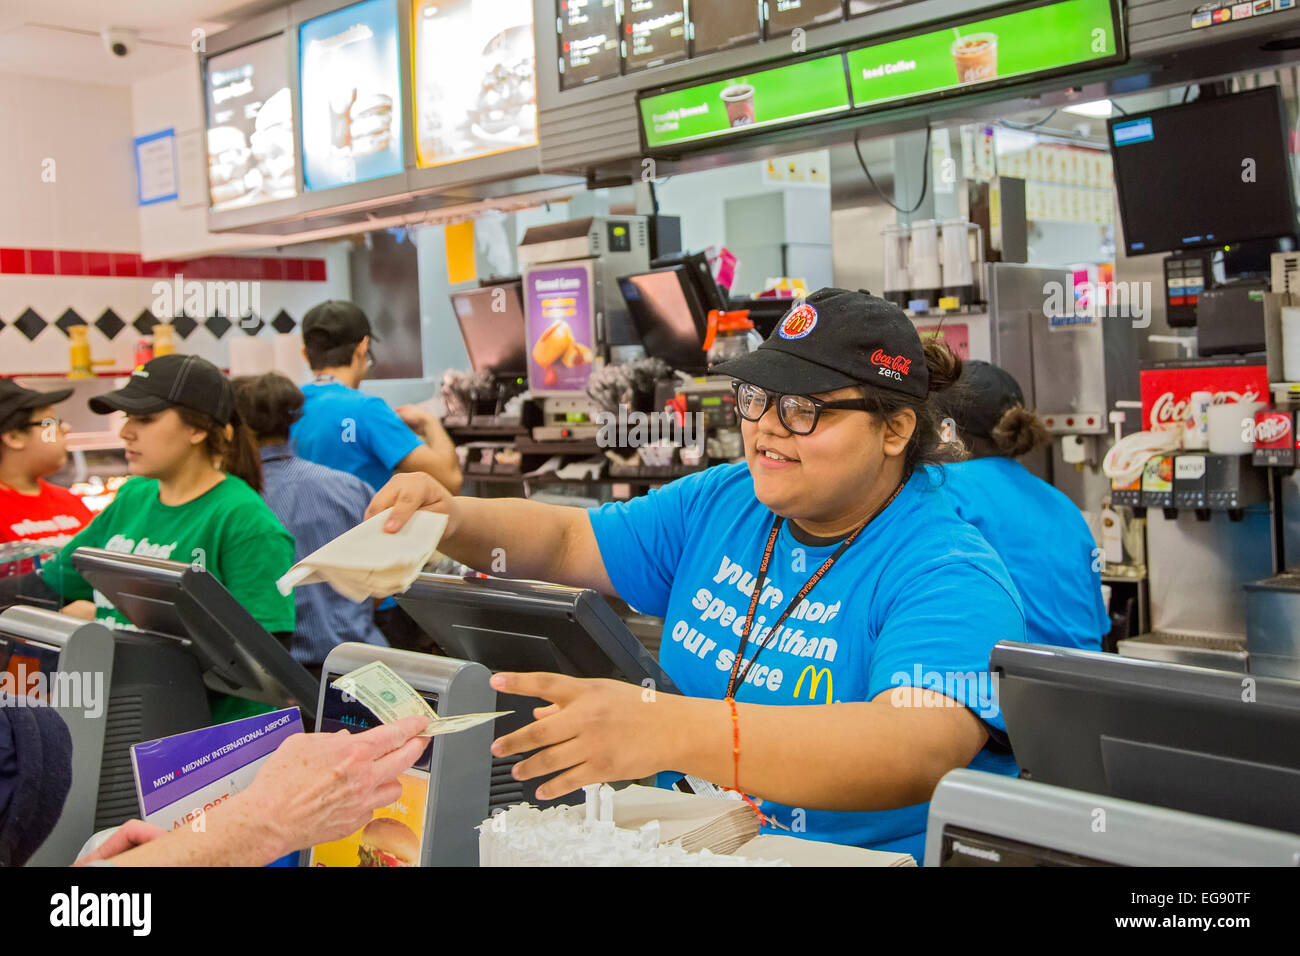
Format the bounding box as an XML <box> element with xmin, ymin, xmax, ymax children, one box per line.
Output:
<box><xmin>938</xmin><ymin>360</ymin><xmax>1024</xmax><ymax>439</ymax></box>
<box><xmin>89</xmin><ymin>354</ymin><xmax>234</xmax><ymax>425</ymax></box>
<box><xmin>301</xmin><ymin>300</ymin><xmax>377</xmax><ymax>354</ymax></box>
<box><xmin>712</xmin><ymin>288</ymin><xmax>929</xmax><ymax>399</ymax></box>
<box><xmin>0</xmin><ymin>380</ymin><xmax>73</xmax><ymax>433</ymax></box>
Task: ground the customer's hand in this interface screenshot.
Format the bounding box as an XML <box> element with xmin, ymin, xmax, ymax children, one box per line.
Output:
<box><xmin>240</xmin><ymin>716</ymin><xmax>428</xmax><ymax>851</ymax></box>
<box><xmin>72</xmin><ymin>820</ymin><xmax>167</xmax><ymax>865</ymax></box>
<box><xmin>366</xmin><ymin>472</ymin><xmax>456</xmax><ymax>535</ymax></box>
<box><xmin>60</xmin><ymin>600</ymin><xmax>95</xmax><ymax>620</ymax></box>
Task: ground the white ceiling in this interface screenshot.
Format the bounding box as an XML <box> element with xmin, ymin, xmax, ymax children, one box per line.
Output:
<box><xmin>0</xmin><ymin>0</ymin><xmax>287</xmax><ymax>86</ymax></box>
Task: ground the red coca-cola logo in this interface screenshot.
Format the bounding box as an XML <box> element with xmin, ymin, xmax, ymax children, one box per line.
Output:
<box><xmin>1148</xmin><ymin>389</ymin><xmax>1261</xmax><ymax>430</ymax></box>
<box><xmin>1254</xmin><ymin>413</ymin><xmax>1293</xmax><ymax>446</ymax></box>
<box><xmin>871</xmin><ymin>349</ymin><xmax>912</xmax><ymax>375</ymax></box>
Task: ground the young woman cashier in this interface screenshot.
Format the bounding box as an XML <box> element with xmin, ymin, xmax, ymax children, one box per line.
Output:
<box><xmin>370</xmin><ymin>289</ymin><xmax>1026</xmax><ymax>860</ymax></box>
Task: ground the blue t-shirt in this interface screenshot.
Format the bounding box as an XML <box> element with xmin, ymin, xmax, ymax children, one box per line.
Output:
<box><xmin>291</xmin><ymin>382</ymin><xmax>424</xmax><ymax>493</ymax></box>
<box><xmin>587</xmin><ymin>463</ymin><xmax>1025</xmax><ymax>861</ymax></box>
<box><xmin>932</xmin><ymin>458</ymin><xmax>1109</xmax><ymax>652</ymax></box>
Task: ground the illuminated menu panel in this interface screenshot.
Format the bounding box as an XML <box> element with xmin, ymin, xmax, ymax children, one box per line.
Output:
<box><xmin>559</xmin><ymin>0</ymin><xmax>621</xmax><ymax>89</ymax></box>
<box><xmin>413</xmin><ymin>0</ymin><xmax>537</xmax><ymax>168</ymax></box>
<box><xmin>764</xmin><ymin>0</ymin><xmax>843</xmax><ymax>38</ymax></box>
<box><xmin>623</xmin><ymin>0</ymin><xmax>689</xmax><ymax>73</ymax></box>
<box><xmin>298</xmin><ymin>0</ymin><xmax>404</xmax><ymax>191</ymax></box>
<box><xmin>205</xmin><ymin>34</ymin><xmax>297</xmax><ymax>211</ymax></box>
<box><xmin>691</xmin><ymin>0</ymin><xmax>760</xmax><ymax>56</ymax></box>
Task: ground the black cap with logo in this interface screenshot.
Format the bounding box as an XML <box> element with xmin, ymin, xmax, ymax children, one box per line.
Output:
<box><xmin>937</xmin><ymin>359</ymin><xmax>1025</xmax><ymax>439</ymax></box>
<box><xmin>712</xmin><ymin>288</ymin><xmax>929</xmax><ymax>398</ymax></box>
<box><xmin>0</xmin><ymin>380</ymin><xmax>73</xmax><ymax>434</ymax></box>
<box><xmin>89</xmin><ymin>354</ymin><xmax>234</xmax><ymax>425</ymax></box>
<box><xmin>301</xmin><ymin>300</ymin><xmax>376</xmax><ymax>357</ymax></box>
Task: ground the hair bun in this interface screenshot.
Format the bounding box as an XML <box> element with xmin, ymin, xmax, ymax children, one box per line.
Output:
<box><xmin>991</xmin><ymin>404</ymin><xmax>1049</xmax><ymax>457</ymax></box>
<box><xmin>922</xmin><ymin>339</ymin><xmax>962</xmax><ymax>394</ymax></box>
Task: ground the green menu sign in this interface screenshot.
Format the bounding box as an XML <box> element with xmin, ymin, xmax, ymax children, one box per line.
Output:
<box><xmin>640</xmin><ymin>55</ymin><xmax>851</xmax><ymax>150</ymax></box>
<box><xmin>847</xmin><ymin>0</ymin><xmax>1119</xmax><ymax>110</ymax></box>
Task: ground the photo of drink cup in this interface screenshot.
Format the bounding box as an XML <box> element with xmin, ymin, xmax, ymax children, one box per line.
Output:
<box><xmin>720</xmin><ymin>83</ymin><xmax>756</xmax><ymax>128</ymax></box>
<box><xmin>952</xmin><ymin>32</ymin><xmax>998</xmax><ymax>85</ymax></box>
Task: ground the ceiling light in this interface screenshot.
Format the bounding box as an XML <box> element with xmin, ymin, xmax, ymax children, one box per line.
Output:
<box><xmin>1062</xmin><ymin>100</ymin><xmax>1115</xmax><ymax>118</ymax></box>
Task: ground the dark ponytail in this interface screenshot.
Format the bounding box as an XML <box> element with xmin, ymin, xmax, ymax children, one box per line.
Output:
<box><xmin>990</xmin><ymin>404</ymin><xmax>1049</xmax><ymax>458</ymax></box>
<box><xmin>177</xmin><ymin>405</ymin><xmax>264</xmax><ymax>493</ymax></box>
<box><xmin>857</xmin><ymin>338</ymin><xmax>968</xmax><ymax>475</ymax></box>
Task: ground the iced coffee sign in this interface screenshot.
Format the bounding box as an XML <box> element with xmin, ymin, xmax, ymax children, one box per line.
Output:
<box><xmin>846</xmin><ymin>0</ymin><xmax>1119</xmax><ymax>111</ymax></box>
<box><xmin>639</xmin><ymin>55</ymin><xmax>850</xmax><ymax>150</ymax></box>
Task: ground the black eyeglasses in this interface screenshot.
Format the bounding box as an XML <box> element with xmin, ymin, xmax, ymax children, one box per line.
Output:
<box><xmin>732</xmin><ymin>382</ymin><xmax>872</xmax><ymax>436</ymax></box>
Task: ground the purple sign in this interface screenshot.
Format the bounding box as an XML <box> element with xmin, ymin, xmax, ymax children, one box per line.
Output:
<box><xmin>524</xmin><ymin>261</ymin><xmax>596</xmax><ymax>394</ymax></box>
<box><xmin>132</xmin><ymin>707</ymin><xmax>302</xmax><ymax>817</ymax></box>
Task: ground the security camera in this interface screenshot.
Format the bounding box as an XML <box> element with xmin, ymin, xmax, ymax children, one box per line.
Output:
<box><xmin>102</xmin><ymin>27</ymin><xmax>138</xmax><ymax>58</ymax></box>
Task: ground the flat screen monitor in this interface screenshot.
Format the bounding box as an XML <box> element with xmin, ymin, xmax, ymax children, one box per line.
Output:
<box><xmin>204</xmin><ymin>33</ymin><xmax>298</xmax><ymax>211</ymax></box>
<box><xmin>651</xmin><ymin>249</ymin><xmax>728</xmax><ymax>314</ymax></box>
<box><xmin>991</xmin><ymin>641</ymin><xmax>1300</xmax><ymax>835</ymax></box>
<box><xmin>449</xmin><ymin>281</ymin><xmax>528</xmax><ymax>377</ymax></box>
<box><xmin>298</xmin><ymin>0</ymin><xmax>404</xmax><ymax>191</ymax></box>
<box><xmin>70</xmin><ymin>548</ymin><xmax>319</xmax><ymax>722</ymax></box>
<box><xmin>1109</xmin><ymin>86</ymin><xmax>1299</xmax><ymax>255</ymax></box>
<box><xmin>412</xmin><ymin>0</ymin><xmax>536</xmax><ymax>168</ymax></box>
<box><xmin>618</xmin><ymin>267</ymin><xmax>709</xmax><ymax>372</ymax></box>
<box><xmin>623</xmin><ymin>0</ymin><xmax>688</xmax><ymax>73</ymax></box>
<box><xmin>396</xmin><ymin>573</ymin><xmax>678</xmax><ymax>693</ymax></box>
<box><xmin>764</xmin><ymin>0</ymin><xmax>844</xmax><ymax>38</ymax></box>
<box><xmin>691</xmin><ymin>0</ymin><xmax>760</xmax><ymax>56</ymax></box>
<box><xmin>558</xmin><ymin>0</ymin><xmax>621</xmax><ymax>90</ymax></box>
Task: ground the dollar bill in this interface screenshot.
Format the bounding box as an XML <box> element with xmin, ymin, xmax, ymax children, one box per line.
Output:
<box><xmin>331</xmin><ymin>661</ymin><xmax>511</xmax><ymax>738</ymax></box>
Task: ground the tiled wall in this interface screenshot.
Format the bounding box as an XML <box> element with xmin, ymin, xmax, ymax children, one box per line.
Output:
<box><xmin>0</xmin><ymin>245</ymin><xmax>351</xmax><ymax>378</ymax></box>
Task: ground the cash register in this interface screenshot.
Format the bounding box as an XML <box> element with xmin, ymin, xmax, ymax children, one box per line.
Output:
<box><xmin>397</xmin><ymin>574</ymin><xmax>677</xmax><ymax>810</ymax></box>
<box><xmin>12</xmin><ymin>547</ymin><xmax>319</xmax><ymax>865</ymax></box>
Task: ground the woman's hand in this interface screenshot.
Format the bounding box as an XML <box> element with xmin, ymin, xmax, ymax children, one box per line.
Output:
<box><xmin>489</xmin><ymin>672</ymin><xmax>689</xmax><ymax>800</ymax></box>
<box><xmin>365</xmin><ymin>472</ymin><xmax>456</xmax><ymax>535</ymax></box>
<box><xmin>239</xmin><ymin>715</ymin><xmax>429</xmax><ymax>852</ymax></box>
<box><xmin>72</xmin><ymin>820</ymin><xmax>167</xmax><ymax>865</ymax></box>
<box><xmin>60</xmin><ymin>600</ymin><xmax>95</xmax><ymax>620</ymax></box>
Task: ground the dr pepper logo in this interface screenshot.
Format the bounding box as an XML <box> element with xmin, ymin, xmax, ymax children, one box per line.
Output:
<box><xmin>778</xmin><ymin>304</ymin><xmax>818</xmax><ymax>339</ymax></box>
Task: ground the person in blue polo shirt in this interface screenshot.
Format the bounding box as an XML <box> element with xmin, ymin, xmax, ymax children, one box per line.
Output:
<box><xmin>291</xmin><ymin>300</ymin><xmax>461</xmax><ymax>494</ymax></box>
<box><xmin>367</xmin><ymin>289</ymin><xmax>1026</xmax><ymax>862</ymax></box>
<box><xmin>933</xmin><ymin>360</ymin><xmax>1110</xmax><ymax>652</ymax></box>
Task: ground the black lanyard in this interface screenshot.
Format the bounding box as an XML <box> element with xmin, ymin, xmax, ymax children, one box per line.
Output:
<box><xmin>725</xmin><ymin>477</ymin><xmax>907</xmax><ymax>700</ymax></box>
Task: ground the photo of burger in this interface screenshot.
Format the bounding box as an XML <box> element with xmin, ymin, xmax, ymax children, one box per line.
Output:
<box><xmin>207</xmin><ymin>125</ymin><xmax>254</xmax><ymax>207</ymax></box>
<box><xmin>349</xmin><ymin>93</ymin><xmax>395</xmax><ymax>157</ymax></box>
<box><xmin>356</xmin><ymin>817</ymin><xmax>418</xmax><ymax>867</ymax></box>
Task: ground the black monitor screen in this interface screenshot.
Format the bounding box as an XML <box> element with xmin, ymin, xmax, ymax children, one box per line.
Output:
<box><xmin>765</xmin><ymin>0</ymin><xmax>843</xmax><ymax>37</ymax></box>
<box><xmin>450</xmin><ymin>282</ymin><xmax>528</xmax><ymax>376</ymax></box>
<box><xmin>0</xmin><ymin>635</ymin><xmax>59</xmax><ymax>702</ymax></box>
<box><xmin>559</xmin><ymin>0</ymin><xmax>621</xmax><ymax>89</ymax></box>
<box><xmin>691</xmin><ymin>0</ymin><xmax>760</xmax><ymax>55</ymax></box>
<box><xmin>619</xmin><ymin>267</ymin><xmax>708</xmax><ymax>370</ymax></box>
<box><xmin>623</xmin><ymin>0</ymin><xmax>688</xmax><ymax>73</ymax></box>
<box><xmin>319</xmin><ymin>679</ymin><xmax>436</xmax><ymax>770</ymax></box>
<box><xmin>1109</xmin><ymin>87</ymin><xmax>1299</xmax><ymax>256</ymax></box>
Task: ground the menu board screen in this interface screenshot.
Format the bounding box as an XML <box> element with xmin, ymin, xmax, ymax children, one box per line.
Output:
<box><xmin>765</xmin><ymin>0</ymin><xmax>843</xmax><ymax>37</ymax></box>
<box><xmin>846</xmin><ymin>0</ymin><xmax>1120</xmax><ymax>111</ymax></box>
<box><xmin>558</xmin><ymin>0</ymin><xmax>621</xmax><ymax>89</ymax></box>
<box><xmin>624</xmin><ymin>0</ymin><xmax>688</xmax><ymax>73</ymax></box>
<box><xmin>691</xmin><ymin>0</ymin><xmax>760</xmax><ymax>56</ymax></box>
<box><xmin>205</xmin><ymin>34</ymin><xmax>297</xmax><ymax>210</ymax></box>
<box><xmin>298</xmin><ymin>0</ymin><xmax>403</xmax><ymax>191</ymax></box>
<box><xmin>413</xmin><ymin>0</ymin><xmax>537</xmax><ymax>167</ymax></box>
<box><xmin>640</xmin><ymin>54</ymin><xmax>851</xmax><ymax>150</ymax></box>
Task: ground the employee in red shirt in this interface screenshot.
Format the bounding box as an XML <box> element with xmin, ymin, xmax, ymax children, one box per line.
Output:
<box><xmin>0</xmin><ymin>381</ymin><xmax>92</xmax><ymax>550</ymax></box>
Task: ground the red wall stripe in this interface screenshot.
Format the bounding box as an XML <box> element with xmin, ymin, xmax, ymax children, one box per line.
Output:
<box><xmin>0</xmin><ymin>248</ymin><xmax>327</xmax><ymax>281</ymax></box>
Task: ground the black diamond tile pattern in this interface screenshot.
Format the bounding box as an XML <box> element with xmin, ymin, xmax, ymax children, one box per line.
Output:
<box><xmin>205</xmin><ymin>314</ymin><xmax>232</xmax><ymax>339</ymax></box>
<box><xmin>271</xmin><ymin>309</ymin><xmax>296</xmax><ymax>334</ymax></box>
<box><xmin>55</xmin><ymin>308</ymin><xmax>86</xmax><ymax>337</ymax></box>
<box><xmin>238</xmin><ymin>314</ymin><xmax>264</xmax><ymax>336</ymax></box>
<box><xmin>133</xmin><ymin>311</ymin><xmax>159</xmax><ymax>336</ymax></box>
<box><xmin>95</xmin><ymin>308</ymin><xmax>125</xmax><ymax>340</ymax></box>
<box><xmin>171</xmin><ymin>313</ymin><xmax>198</xmax><ymax>339</ymax></box>
<box><xmin>13</xmin><ymin>308</ymin><xmax>47</xmax><ymax>341</ymax></box>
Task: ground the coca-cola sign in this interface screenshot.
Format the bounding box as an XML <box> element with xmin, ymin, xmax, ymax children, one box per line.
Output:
<box><xmin>870</xmin><ymin>349</ymin><xmax>912</xmax><ymax>374</ymax></box>
<box><xmin>1140</xmin><ymin>364</ymin><xmax>1269</xmax><ymax>432</ymax></box>
<box><xmin>1253</xmin><ymin>411</ymin><xmax>1293</xmax><ymax>448</ymax></box>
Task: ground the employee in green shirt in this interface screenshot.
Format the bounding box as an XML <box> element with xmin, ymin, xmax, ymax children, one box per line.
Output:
<box><xmin>10</xmin><ymin>355</ymin><xmax>296</xmax><ymax>720</ymax></box>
